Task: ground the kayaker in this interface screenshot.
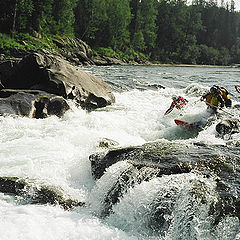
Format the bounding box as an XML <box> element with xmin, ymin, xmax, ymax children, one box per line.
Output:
<box><xmin>214</xmin><ymin>85</ymin><xmax>232</xmax><ymax>107</ymax></box>
<box><xmin>165</xmin><ymin>95</ymin><xmax>188</xmax><ymax>115</ymax></box>
<box><xmin>200</xmin><ymin>86</ymin><xmax>225</xmax><ymax>111</ymax></box>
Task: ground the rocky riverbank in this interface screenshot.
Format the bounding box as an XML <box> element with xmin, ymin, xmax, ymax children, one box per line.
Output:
<box><xmin>0</xmin><ymin>36</ymin><xmax>138</xmax><ymax>67</ymax></box>
<box><xmin>0</xmin><ymin>50</ymin><xmax>115</xmax><ymax>118</ymax></box>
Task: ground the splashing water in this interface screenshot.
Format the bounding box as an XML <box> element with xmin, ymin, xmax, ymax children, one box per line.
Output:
<box><xmin>1</xmin><ymin>65</ymin><xmax>240</xmax><ymax>239</ymax></box>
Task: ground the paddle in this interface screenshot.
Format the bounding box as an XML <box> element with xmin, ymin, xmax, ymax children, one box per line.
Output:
<box><xmin>201</xmin><ymin>99</ymin><xmax>236</xmax><ymax>117</ymax></box>
<box><xmin>235</xmin><ymin>85</ymin><xmax>240</xmax><ymax>94</ymax></box>
<box><xmin>164</xmin><ymin>105</ymin><xmax>175</xmax><ymax>115</ymax></box>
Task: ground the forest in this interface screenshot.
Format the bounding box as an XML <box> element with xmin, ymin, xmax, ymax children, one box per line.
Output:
<box><xmin>1</xmin><ymin>0</ymin><xmax>240</xmax><ymax>65</ymax></box>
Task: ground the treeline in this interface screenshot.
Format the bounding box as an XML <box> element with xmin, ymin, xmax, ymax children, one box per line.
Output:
<box><xmin>1</xmin><ymin>0</ymin><xmax>240</xmax><ymax>65</ymax></box>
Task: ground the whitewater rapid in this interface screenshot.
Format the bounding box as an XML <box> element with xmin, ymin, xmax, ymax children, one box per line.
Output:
<box><xmin>1</xmin><ymin>65</ymin><xmax>240</xmax><ymax>240</ymax></box>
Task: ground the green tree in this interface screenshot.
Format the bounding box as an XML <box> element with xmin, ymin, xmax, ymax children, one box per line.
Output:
<box><xmin>132</xmin><ymin>31</ymin><xmax>146</xmax><ymax>51</ymax></box>
<box><xmin>0</xmin><ymin>0</ymin><xmax>18</xmax><ymax>34</ymax></box>
<box><xmin>197</xmin><ymin>44</ymin><xmax>219</xmax><ymax>65</ymax></box>
<box><xmin>52</xmin><ymin>0</ymin><xmax>76</xmax><ymax>35</ymax></box>
<box><xmin>0</xmin><ymin>0</ymin><xmax>34</xmax><ymax>35</ymax></box>
<box><xmin>154</xmin><ymin>0</ymin><xmax>202</xmax><ymax>63</ymax></box>
<box><xmin>106</xmin><ymin>0</ymin><xmax>131</xmax><ymax>50</ymax></box>
<box><xmin>231</xmin><ymin>37</ymin><xmax>240</xmax><ymax>63</ymax></box>
<box><xmin>129</xmin><ymin>0</ymin><xmax>157</xmax><ymax>53</ymax></box>
<box><xmin>30</xmin><ymin>0</ymin><xmax>54</xmax><ymax>34</ymax></box>
<box><xmin>74</xmin><ymin>0</ymin><xmax>94</xmax><ymax>40</ymax></box>
<box><xmin>178</xmin><ymin>4</ymin><xmax>203</xmax><ymax>63</ymax></box>
<box><xmin>74</xmin><ymin>0</ymin><xmax>108</xmax><ymax>45</ymax></box>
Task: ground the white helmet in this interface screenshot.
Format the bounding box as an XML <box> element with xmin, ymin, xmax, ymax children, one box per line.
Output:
<box><xmin>172</xmin><ymin>95</ymin><xmax>177</xmax><ymax>100</ymax></box>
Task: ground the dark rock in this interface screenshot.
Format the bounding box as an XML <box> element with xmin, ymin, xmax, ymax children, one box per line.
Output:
<box><xmin>0</xmin><ymin>91</ymin><xmax>36</xmax><ymax>116</ymax></box>
<box><xmin>0</xmin><ymin>177</ymin><xmax>25</xmax><ymax>194</ymax></box>
<box><xmin>47</xmin><ymin>96</ymin><xmax>70</xmax><ymax>117</ymax></box>
<box><xmin>90</xmin><ymin>146</ymin><xmax>141</xmax><ymax>179</ymax></box>
<box><xmin>0</xmin><ymin>59</ymin><xmax>20</xmax><ymax>84</ymax></box>
<box><xmin>93</xmin><ymin>55</ymin><xmax>127</xmax><ymax>66</ymax></box>
<box><xmin>90</xmin><ymin>142</ymin><xmax>195</xmax><ymax>180</ymax></box>
<box><xmin>1</xmin><ymin>52</ymin><xmax>115</xmax><ymax>110</ymax></box>
<box><xmin>98</xmin><ymin>138</ymin><xmax>119</xmax><ymax>148</ymax></box>
<box><xmin>33</xmin><ymin>96</ymin><xmax>50</xmax><ymax>119</ymax></box>
<box><xmin>0</xmin><ymin>176</ymin><xmax>85</xmax><ymax>210</ymax></box>
<box><xmin>0</xmin><ymin>89</ymin><xmax>70</xmax><ymax>118</ymax></box>
<box><xmin>52</xmin><ymin>37</ymin><xmax>94</xmax><ymax>65</ymax></box>
<box><xmin>216</xmin><ymin>119</ymin><xmax>240</xmax><ymax>137</ymax></box>
<box><xmin>89</xmin><ymin>141</ymin><xmax>240</xmax><ymax>225</ymax></box>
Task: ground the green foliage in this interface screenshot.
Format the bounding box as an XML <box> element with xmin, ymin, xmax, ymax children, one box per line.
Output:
<box><xmin>0</xmin><ymin>33</ymin><xmax>57</xmax><ymax>56</ymax></box>
<box><xmin>197</xmin><ymin>44</ymin><xmax>219</xmax><ymax>65</ymax></box>
<box><xmin>106</xmin><ymin>0</ymin><xmax>131</xmax><ymax>50</ymax></box>
<box><xmin>1</xmin><ymin>0</ymin><xmax>240</xmax><ymax>65</ymax></box>
<box><xmin>94</xmin><ymin>47</ymin><xmax>117</xmax><ymax>57</ymax></box>
<box><xmin>94</xmin><ymin>46</ymin><xmax>148</xmax><ymax>62</ymax></box>
<box><xmin>0</xmin><ymin>33</ymin><xmax>24</xmax><ymax>50</ymax></box>
<box><xmin>231</xmin><ymin>37</ymin><xmax>240</xmax><ymax>63</ymax></box>
<box><xmin>52</xmin><ymin>0</ymin><xmax>76</xmax><ymax>35</ymax></box>
<box><xmin>217</xmin><ymin>47</ymin><xmax>231</xmax><ymax>65</ymax></box>
<box><xmin>130</xmin><ymin>0</ymin><xmax>157</xmax><ymax>53</ymax></box>
<box><xmin>132</xmin><ymin>31</ymin><xmax>146</xmax><ymax>51</ymax></box>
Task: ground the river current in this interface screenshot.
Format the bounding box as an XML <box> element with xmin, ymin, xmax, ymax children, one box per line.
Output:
<box><xmin>0</xmin><ymin>65</ymin><xmax>240</xmax><ymax>240</ymax></box>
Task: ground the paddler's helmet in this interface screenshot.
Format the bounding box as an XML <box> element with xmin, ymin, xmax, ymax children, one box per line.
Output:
<box><xmin>172</xmin><ymin>95</ymin><xmax>177</xmax><ymax>101</ymax></box>
<box><xmin>210</xmin><ymin>86</ymin><xmax>219</xmax><ymax>94</ymax></box>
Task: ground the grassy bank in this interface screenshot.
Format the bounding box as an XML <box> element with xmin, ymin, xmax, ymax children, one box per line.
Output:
<box><xmin>0</xmin><ymin>33</ymin><xmax>149</xmax><ymax>64</ymax></box>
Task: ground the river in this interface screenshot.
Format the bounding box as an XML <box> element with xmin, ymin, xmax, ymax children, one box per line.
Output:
<box><xmin>0</xmin><ymin>65</ymin><xmax>239</xmax><ymax>240</ymax></box>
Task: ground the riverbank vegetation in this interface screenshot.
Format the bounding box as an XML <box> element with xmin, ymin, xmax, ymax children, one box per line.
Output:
<box><xmin>1</xmin><ymin>0</ymin><xmax>240</xmax><ymax>65</ymax></box>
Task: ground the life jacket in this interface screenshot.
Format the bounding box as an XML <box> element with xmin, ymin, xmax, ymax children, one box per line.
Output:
<box><xmin>215</xmin><ymin>86</ymin><xmax>230</xmax><ymax>101</ymax></box>
<box><xmin>178</xmin><ymin>97</ymin><xmax>188</xmax><ymax>104</ymax></box>
<box><xmin>205</xmin><ymin>93</ymin><xmax>212</xmax><ymax>106</ymax></box>
<box><xmin>205</xmin><ymin>93</ymin><xmax>222</xmax><ymax>108</ymax></box>
<box><xmin>175</xmin><ymin>97</ymin><xmax>188</xmax><ymax>109</ymax></box>
<box><xmin>210</xmin><ymin>95</ymin><xmax>221</xmax><ymax>107</ymax></box>
<box><xmin>215</xmin><ymin>86</ymin><xmax>232</xmax><ymax>107</ymax></box>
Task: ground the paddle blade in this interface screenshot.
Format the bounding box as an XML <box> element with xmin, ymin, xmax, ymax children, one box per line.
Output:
<box><xmin>164</xmin><ymin>107</ymin><xmax>174</xmax><ymax>115</ymax></box>
<box><xmin>235</xmin><ymin>85</ymin><xmax>240</xmax><ymax>93</ymax></box>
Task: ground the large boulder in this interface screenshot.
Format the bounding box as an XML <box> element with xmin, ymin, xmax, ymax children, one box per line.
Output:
<box><xmin>0</xmin><ymin>89</ymin><xmax>70</xmax><ymax>118</ymax></box>
<box><xmin>52</xmin><ymin>36</ymin><xmax>95</xmax><ymax>65</ymax></box>
<box><xmin>89</xmin><ymin>141</ymin><xmax>240</xmax><ymax>223</ymax></box>
<box><xmin>0</xmin><ymin>59</ymin><xmax>20</xmax><ymax>88</ymax></box>
<box><xmin>215</xmin><ymin>119</ymin><xmax>240</xmax><ymax>138</ymax></box>
<box><xmin>1</xmin><ymin>52</ymin><xmax>115</xmax><ymax>110</ymax></box>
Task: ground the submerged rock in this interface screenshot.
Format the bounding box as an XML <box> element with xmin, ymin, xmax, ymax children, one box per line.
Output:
<box><xmin>89</xmin><ymin>141</ymin><xmax>240</xmax><ymax>233</ymax></box>
<box><xmin>98</xmin><ymin>138</ymin><xmax>119</xmax><ymax>148</ymax></box>
<box><xmin>0</xmin><ymin>177</ymin><xmax>85</xmax><ymax>210</ymax></box>
<box><xmin>216</xmin><ymin>119</ymin><xmax>240</xmax><ymax>138</ymax></box>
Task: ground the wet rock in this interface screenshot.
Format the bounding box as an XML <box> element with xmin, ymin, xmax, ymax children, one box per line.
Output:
<box><xmin>0</xmin><ymin>177</ymin><xmax>85</xmax><ymax>210</ymax></box>
<box><xmin>90</xmin><ymin>142</ymin><xmax>194</xmax><ymax>180</ymax></box>
<box><xmin>0</xmin><ymin>91</ymin><xmax>36</xmax><ymax>117</ymax></box>
<box><xmin>46</xmin><ymin>96</ymin><xmax>70</xmax><ymax>117</ymax></box>
<box><xmin>0</xmin><ymin>89</ymin><xmax>70</xmax><ymax>118</ymax></box>
<box><xmin>33</xmin><ymin>96</ymin><xmax>49</xmax><ymax>118</ymax></box>
<box><xmin>0</xmin><ymin>177</ymin><xmax>25</xmax><ymax>194</ymax></box>
<box><xmin>216</xmin><ymin>119</ymin><xmax>240</xmax><ymax>137</ymax></box>
<box><xmin>33</xmin><ymin>96</ymin><xmax>70</xmax><ymax>119</ymax></box>
<box><xmin>90</xmin><ymin>146</ymin><xmax>142</xmax><ymax>179</ymax></box>
<box><xmin>89</xmin><ymin>141</ymin><xmax>240</xmax><ymax>226</ymax></box>
<box><xmin>98</xmin><ymin>138</ymin><xmax>119</xmax><ymax>148</ymax></box>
